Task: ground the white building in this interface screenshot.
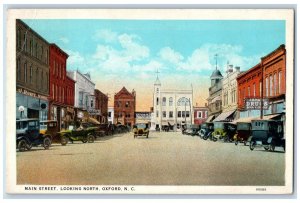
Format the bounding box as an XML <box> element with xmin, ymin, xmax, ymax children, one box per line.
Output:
<box><xmin>214</xmin><ymin>64</ymin><xmax>240</xmax><ymax>122</ymax></box>
<box><xmin>67</xmin><ymin>70</ymin><xmax>95</xmax><ymax>111</ymax></box>
<box><xmin>151</xmin><ymin>76</ymin><xmax>194</xmax><ymax>131</ymax></box>
<box><xmin>108</xmin><ymin>107</ymin><xmax>114</xmax><ymax>124</ymax></box>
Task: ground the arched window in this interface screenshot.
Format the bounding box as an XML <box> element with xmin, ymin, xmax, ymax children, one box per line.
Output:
<box><xmin>162</xmin><ymin>97</ymin><xmax>166</xmax><ymax>106</ymax></box>
<box><xmin>169</xmin><ymin>97</ymin><xmax>173</xmax><ymax>106</ymax></box>
<box><xmin>177</xmin><ymin>97</ymin><xmax>190</xmax><ymax>106</ymax></box>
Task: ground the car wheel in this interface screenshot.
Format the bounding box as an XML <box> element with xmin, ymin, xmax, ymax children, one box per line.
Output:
<box><xmin>61</xmin><ymin>136</ymin><xmax>69</xmax><ymax>146</ymax></box>
<box><xmin>43</xmin><ymin>137</ymin><xmax>51</xmax><ymax>149</ymax></box>
<box><xmin>26</xmin><ymin>143</ymin><xmax>32</xmax><ymax>150</ymax></box>
<box><xmin>269</xmin><ymin>142</ymin><xmax>275</xmax><ymax>152</ymax></box>
<box><xmin>264</xmin><ymin>146</ymin><xmax>269</xmax><ymax>151</ymax></box>
<box><xmin>87</xmin><ymin>134</ymin><xmax>95</xmax><ymax>143</ymax></box>
<box><xmin>249</xmin><ymin>141</ymin><xmax>255</xmax><ymax>151</ymax></box>
<box><xmin>18</xmin><ymin>139</ymin><xmax>27</xmax><ymax>152</ymax></box>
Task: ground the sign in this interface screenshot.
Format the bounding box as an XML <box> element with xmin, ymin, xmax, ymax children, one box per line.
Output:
<box><xmin>245</xmin><ymin>98</ymin><xmax>269</xmax><ymax>110</ymax></box>
<box><xmin>87</xmin><ymin>109</ymin><xmax>101</xmax><ymax>115</ymax></box>
<box><xmin>17</xmin><ymin>87</ymin><xmax>48</xmax><ymax>101</ymax></box>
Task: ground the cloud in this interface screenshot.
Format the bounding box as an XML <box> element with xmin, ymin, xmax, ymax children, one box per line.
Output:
<box><xmin>158</xmin><ymin>47</ymin><xmax>184</xmax><ymax>64</ymax></box>
<box><xmin>93</xmin><ymin>29</ymin><xmax>118</xmax><ymax>43</ymax></box>
<box><xmin>66</xmin><ymin>50</ymin><xmax>86</xmax><ymax>70</ymax></box>
<box><xmin>59</xmin><ymin>37</ymin><xmax>69</xmax><ymax>44</ymax></box>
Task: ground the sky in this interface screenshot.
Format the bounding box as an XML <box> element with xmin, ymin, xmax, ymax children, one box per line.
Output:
<box><xmin>22</xmin><ymin>19</ymin><xmax>285</xmax><ymax>111</ymax></box>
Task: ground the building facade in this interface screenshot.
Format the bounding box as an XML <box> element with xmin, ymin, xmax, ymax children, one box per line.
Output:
<box><xmin>114</xmin><ymin>87</ymin><xmax>136</xmax><ymax>127</ymax></box>
<box><xmin>237</xmin><ymin>45</ymin><xmax>286</xmax><ymax>119</ymax></box>
<box><xmin>94</xmin><ymin>89</ymin><xmax>108</xmax><ymax>123</ymax></box>
<box><xmin>213</xmin><ymin>64</ymin><xmax>240</xmax><ymax>122</ymax></box>
<box><xmin>67</xmin><ymin>71</ymin><xmax>96</xmax><ymax>121</ymax></box>
<box><xmin>107</xmin><ymin>107</ymin><xmax>114</xmax><ymax>124</ymax></box>
<box><xmin>151</xmin><ymin>77</ymin><xmax>194</xmax><ymax>130</ymax></box>
<box><xmin>135</xmin><ymin>112</ymin><xmax>152</xmax><ymax>125</ymax></box>
<box><xmin>206</xmin><ymin>67</ymin><xmax>223</xmax><ymax>122</ymax></box>
<box><xmin>16</xmin><ymin>19</ymin><xmax>50</xmax><ymax>120</ymax></box>
<box><xmin>193</xmin><ymin>106</ymin><xmax>208</xmax><ymax>125</ymax></box>
<box><xmin>48</xmin><ymin>43</ymin><xmax>76</xmax><ymax>130</ymax></box>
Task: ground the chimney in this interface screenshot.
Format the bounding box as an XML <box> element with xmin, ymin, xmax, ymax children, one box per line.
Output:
<box><xmin>235</xmin><ymin>66</ymin><xmax>240</xmax><ymax>72</ymax></box>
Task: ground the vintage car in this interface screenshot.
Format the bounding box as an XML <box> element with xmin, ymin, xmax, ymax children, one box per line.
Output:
<box><xmin>212</xmin><ymin>122</ymin><xmax>237</xmax><ymax>142</ymax></box>
<box><xmin>233</xmin><ymin>122</ymin><xmax>252</xmax><ymax>146</ymax></box>
<box><xmin>249</xmin><ymin>119</ymin><xmax>285</xmax><ymax>152</ymax></box>
<box><xmin>57</xmin><ymin>125</ymin><xmax>97</xmax><ymax>145</ymax></box>
<box><xmin>16</xmin><ymin>118</ymin><xmax>52</xmax><ymax>152</ymax></box>
<box><xmin>183</xmin><ymin>124</ymin><xmax>201</xmax><ymax>136</ymax></box>
<box><xmin>133</xmin><ymin>123</ymin><xmax>149</xmax><ymax>138</ymax></box>
<box><xmin>115</xmin><ymin>124</ymin><xmax>130</xmax><ymax>134</ymax></box>
<box><xmin>198</xmin><ymin>122</ymin><xmax>214</xmax><ymax>140</ymax></box>
<box><xmin>39</xmin><ymin>120</ymin><xmax>60</xmax><ymax>143</ymax></box>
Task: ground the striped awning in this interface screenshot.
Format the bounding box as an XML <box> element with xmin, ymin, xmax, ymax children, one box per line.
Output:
<box><xmin>213</xmin><ymin>110</ymin><xmax>236</xmax><ymax>122</ymax></box>
<box><xmin>205</xmin><ymin>115</ymin><xmax>215</xmax><ymax>122</ymax></box>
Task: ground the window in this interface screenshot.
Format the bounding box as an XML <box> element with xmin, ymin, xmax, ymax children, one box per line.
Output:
<box><xmin>186</xmin><ymin>111</ymin><xmax>190</xmax><ymax>118</ymax></box>
<box><xmin>117</xmin><ymin>101</ymin><xmax>121</xmax><ymax>107</ymax></box>
<box><xmin>178</xmin><ymin>111</ymin><xmax>181</xmax><ymax>118</ymax></box>
<box><xmin>260</xmin><ymin>81</ymin><xmax>262</xmax><ymax>96</ymax></box>
<box><xmin>79</xmin><ymin>92</ymin><xmax>83</xmax><ymax>106</ymax></box>
<box><xmin>30</xmin><ymin>39</ymin><xmax>33</xmax><ymax>55</ymax></box>
<box><xmin>30</xmin><ymin>65</ymin><xmax>33</xmax><ymax>83</ymax></box>
<box><xmin>24</xmin><ymin>63</ymin><xmax>27</xmax><ymax>83</ymax></box>
<box><xmin>169</xmin><ymin>111</ymin><xmax>173</xmax><ymax>118</ymax></box>
<box><xmin>90</xmin><ymin>99</ymin><xmax>94</xmax><ymax>108</ymax></box>
<box><xmin>126</xmin><ymin>113</ymin><xmax>130</xmax><ymax>118</ymax></box>
<box><xmin>118</xmin><ymin>112</ymin><xmax>122</xmax><ymax>118</ymax></box>
<box><xmin>46</xmin><ymin>50</ymin><xmax>48</xmax><ymax>64</ymax></box>
<box><xmin>52</xmin><ymin>84</ymin><xmax>54</xmax><ymax>99</ymax></box>
<box><xmin>162</xmin><ymin>111</ymin><xmax>166</xmax><ymax>118</ymax></box>
<box><xmin>177</xmin><ymin>97</ymin><xmax>190</xmax><ymax>106</ymax></box>
<box><xmin>169</xmin><ymin>97</ymin><xmax>173</xmax><ymax>106</ymax></box>
<box><xmin>41</xmin><ymin>46</ymin><xmax>44</xmax><ymax>60</ymax></box>
<box><xmin>156</xmin><ymin>111</ymin><xmax>159</xmax><ymax>117</ymax></box>
<box><xmin>182</xmin><ymin>111</ymin><xmax>186</xmax><ymax>118</ymax></box>
<box><xmin>248</xmin><ymin>86</ymin><xmax>250</xmax><ymax>97</ymax></box>
<box><xmin>270</xmin><ymin>75</ymin><xmax>273</xmax><ymax>96</ymax></box>
<box><xmin>41</xmin><ymin>71</ymin><xmax>43</xmax><ymax>88</ymax></box>
<box><xmin>197</xmin><ymin>111</ymin><xmax>202</xmax><ymax>118</ymax></box>
<box><xmin>162</xmin><ymin>97</ymin><xmax>166</xmax><ymax>106</ymax></box>
<box><xmin>253</xmin><ymin>83</ymin><xmax>256</xmax><ymax>97</ymax></box>
<box><xmin>278</xmin><ymin>71</ymin><xmax>282</xmax><ymax>94</ymax></box>
<box><xmin>266</xmin><ymin>77</ymin><xmax>269</xmax><ymax>97</ymax></box>
<box><xmin>108</xmin><ymin>112</ymin><xmax>111</xmax><ymax>118</ymax></box>
<box><xmin>156</xmin><ymin>88</ymin><xmax>159</xmax><ymax>93</ymax></box>
<box><xmin>36</xmin><ymin>68</ymin><xmax>39</xmax><ymax>85</ymax></box>
<box><xmin>23</xmin><ymin>33</ymin><xmax>27</xmax><ymax>52</ymax></box>
<box><xmin>46</xmin><ymin>73</ymin><xmax>48</xmax><ymax>90</ymax></box>
<box><xmin>274</xmin><ymin>73</ymin><xmax>277</xmax><ymax>95</ymax></box>
<box><xmin>17</xmin><ymin>58</ymin><xmax>20</xmax><ymax>80</ymax></box>
<box><xmin>17</xmin><ymin>29</ymin><xmax>21</xmax><ymax>49</ymax></box>
<box><xmin>125</xmin><ymin>101</ymin><xmax>130</xmax><ymax>108</ymax></box>
<box><xmin>35</xmin><ymin>42</ymin><xmax>38</xmax><ymax>57</ymax></box>
<box><xmin>62</xmin><ymin>88</ymin><xmax>64</xmax><ymax>103</ymax></box>
<box><xmin>156</xmin><ymin>97</ymin><xmax>159</xmax><ymax>105</ymax></box>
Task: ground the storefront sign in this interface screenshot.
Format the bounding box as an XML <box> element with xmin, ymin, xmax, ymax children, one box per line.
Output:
<box><xmin>17</xmin><ymin>87</ymin><xmax>48</xmax><ymax>101</ymax></box>
<box><xmin>245</xmin><ymin>98</ymin><xmax>269</xmax><ymax>110</ymax></box>
<box><xmin>87</xmin><ymin>109</ymin><xmax>101</xmax><ymax>115</ymax></box>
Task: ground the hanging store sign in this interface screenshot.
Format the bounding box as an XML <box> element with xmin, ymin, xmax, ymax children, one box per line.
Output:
<box><xmin>17</xmin><ymin>87</ymin><xmax>48</xmax><ymax>101</ymax></box>
<box><xmin>87</xmin><ymin>109</ymin><xmax>101</xmax><ymax>115</ymax></box>
<box><xmin>245</xmin><ymin>98</ymin><xmax>269</xmax><ymax>110</ymax></box>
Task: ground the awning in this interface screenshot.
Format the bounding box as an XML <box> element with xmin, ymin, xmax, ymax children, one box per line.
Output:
<box><xmin>213</xmin><ymin>110</ymin><xmax>236</xmax><ymax>122</ymax></box>
<box><xmin>87</xmin><ymin>117</ymin><xmax>100</xmax><ymax>124</ymax></box>
<box><xmin>231</xmin><ymin>114</ymin><xmax>281</xmax><ymax>124</ymax></box>
<box><xmin>211</xmin><ymin>96</ymin><xmax>221</xmax><ymax>103</ymax></box>
<box><xmin>205</xmin><ymin>115</ymin><xmax>215</xmax><ymax>122</ymax></box>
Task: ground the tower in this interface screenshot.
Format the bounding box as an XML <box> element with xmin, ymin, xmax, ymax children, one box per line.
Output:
<box><xmin>210</xmin><ymin>54</ymin><xmax>223</xmax><ymax>86</ymax></box>
<box><xmin>153</xmin><ymin>69</ymin><xmax>161</xmax><ymax>129</ymax></box>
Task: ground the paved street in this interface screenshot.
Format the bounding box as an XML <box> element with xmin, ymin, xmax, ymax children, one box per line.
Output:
<box><xmin>17</xmin><ymin>131</ymin><xmax>285</xmax><ymax>186</ymax></box>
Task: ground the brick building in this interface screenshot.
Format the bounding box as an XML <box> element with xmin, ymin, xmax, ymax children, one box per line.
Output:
<box><xmin>237</xmin><ymin>44</ymin><xmax>286</xmax><ymax>119</ymax></box>
<box><xmin>193</xmin><ymin>106</ymin><xmax>208</xmax><ymax>125</ymax></box>
<box><xmin>114</xmin><ymin>87</ymin><xmax>136</xmax><ymax>127</ymax></box>
<box><xmin>48</xmin><ymin>43</ymin><xmax>75</xmax><ymax>130</ymax></box>
<box><xmin>94</xmin><ymin>89</ymin><xmax>108</xmax><ymax>123</ymax></box>
<box><xmin>16</xmin><ymin>19</ymin><xmax>50</xmax><ymax>120</ymax></box>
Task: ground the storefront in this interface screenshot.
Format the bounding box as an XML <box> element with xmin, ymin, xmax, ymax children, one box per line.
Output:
<box><xmin>16</xmin><ymin>88</ymin><xmax>48</xmax><ymax>121</ymax></box>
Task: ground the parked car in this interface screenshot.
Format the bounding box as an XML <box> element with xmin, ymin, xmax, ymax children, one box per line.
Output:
<box><xmin>133</xmin><ymin>123</ymin><xmax>149</xmax><ymax>138</ymax></box>
<box><xmin>184</xmin><ymin>124</ymin><xmax>201</xmax><ymax>136</ymax></box>
<box><xmin>249</xmin><ymin>119</ymin><xmax>285</xmax><ymax>152</ymax></box>
<box><xmin>198</xmin><ymin>122</ymin><xmax>214</xmax><ymax>140</ymax></box>
<box><xmin>16</xmin><ymin>118</ymin><xmax>52</xmax><ymax>152</ymax></box>
<box><xmin>212</xmin><ymin>122</ymin><xmax>237</xmax><ymax>142</ymax></box>
<box><xmin>115</xmin><ymin>124</ymin><xmax>130</xmax><ymax>134</ymax></box>
<box><xmin>57</xmin><ymin>125</ymin><xmax>96</xmax><ymax>145</ymax></box>
<box><xmin>39</xmin><ymin>120</ymin><xmax>60</xmax><ymax>143</ymax></box>
<box><xmin>233</xmin><ymin>122</ymin><xmax>252</xmax><ymax>146</ymax></box>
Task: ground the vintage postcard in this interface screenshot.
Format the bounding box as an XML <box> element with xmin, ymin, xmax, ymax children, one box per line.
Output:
<box><xmin>5</xmin><ymin>9</ymin><xmax>294</xmax><ymax>194</ymax></box>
